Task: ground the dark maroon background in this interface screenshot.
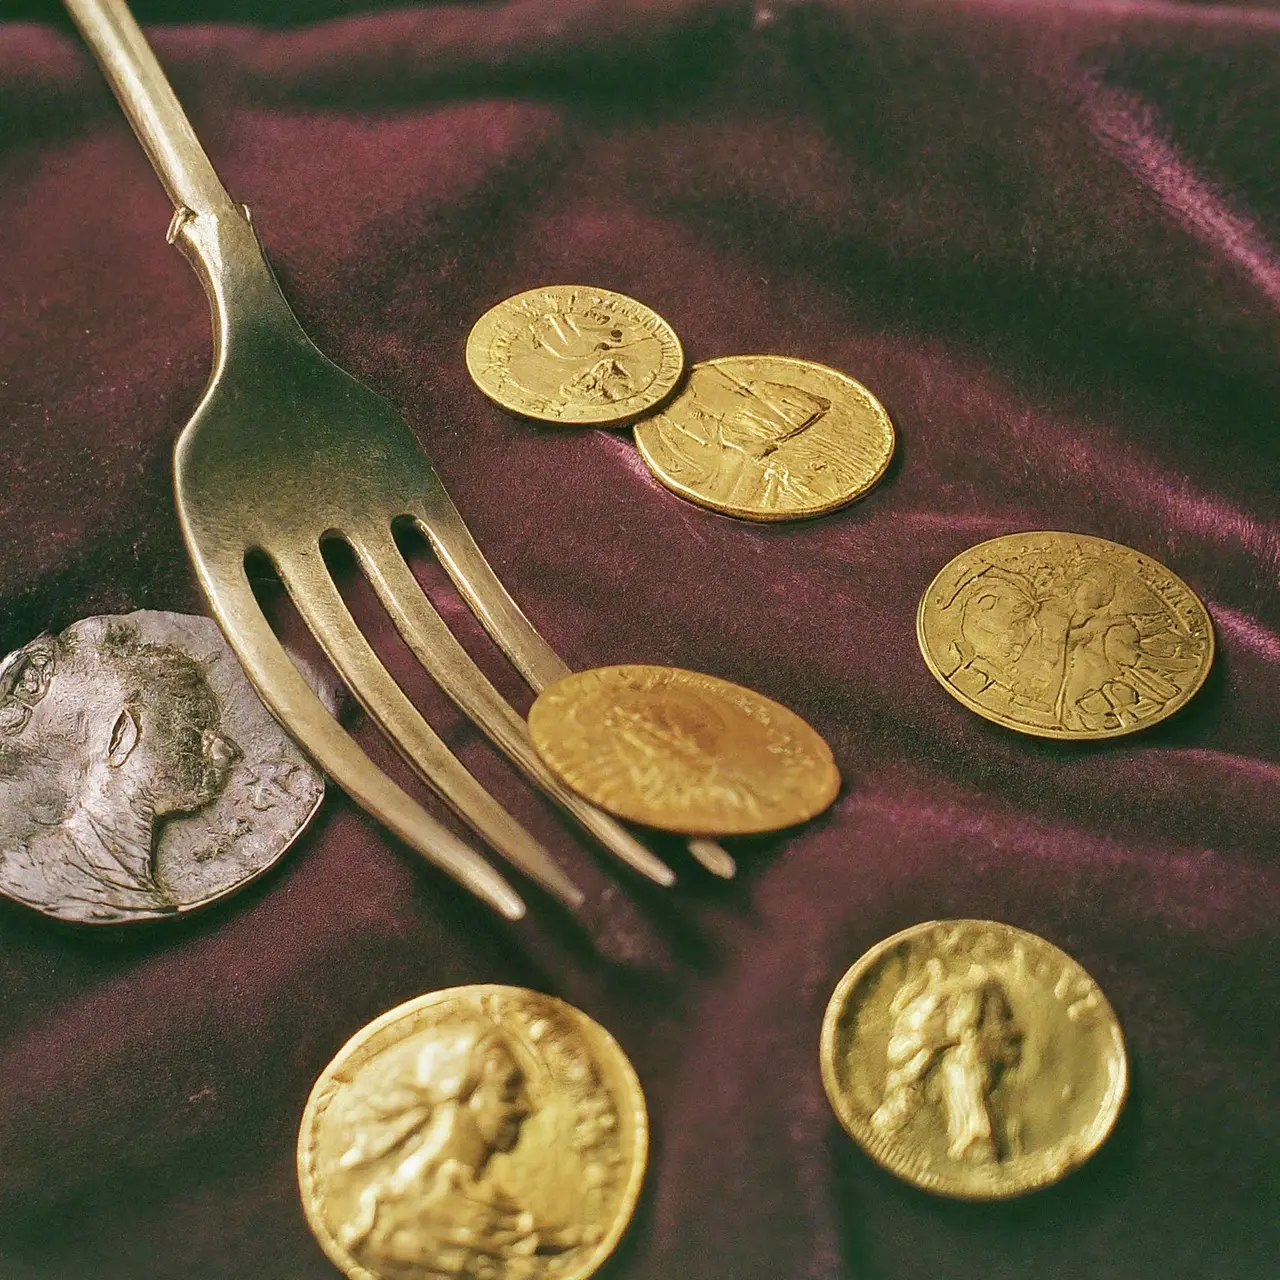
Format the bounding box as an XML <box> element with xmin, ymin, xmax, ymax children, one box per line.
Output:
<box><xmin>2</xmin><ymin>2</ymin><xmax>1278</xmax><ymax>1277</ymax></box>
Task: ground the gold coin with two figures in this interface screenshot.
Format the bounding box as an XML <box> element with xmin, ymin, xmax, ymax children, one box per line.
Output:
<box><xmin>528</xmin><ymin>664</ymin><xmax>840</xmax><ymax>836</ymax></box>
<box><xmin>466</xmin><ymin>285</ymin><xmax>684</xmax><ymax>425</ymax></box>
<box><xmin>917</xmin><ymin>531</ymin><xmax>1214</xmax><ymax>739</ymax></box>
<box><xmin>821</xmin><ymin>920</ymin><xmax>1128</xmax><ymax>1200</ymax></box>
<box><xmin>633</xmin><ymin>355</ymin><xmax>895</xmax><ymax>521</ymax></box>
<box><xmin>298</xmin><ymin>986</ymin><xmax>648</xmax><ymax>1280</ymax></box>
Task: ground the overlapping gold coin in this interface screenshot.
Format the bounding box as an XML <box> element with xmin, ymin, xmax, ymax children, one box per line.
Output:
<box><xmin>821</xmin><ymin>920</ymin><xmax>1128</xmax><ymax>1200</ymax></box>
<box><xmin>298</xmin><ymin>985</ymin><xmax>648</xmax><ymax>1280</ymax></box>
<box><xmin>527</xmin><ymin>664</ymin><xmax>840</xmax><ymax>836</ymax></box>
<box><xmin>634</xmin><ymin>355</ymin><xmax>895</xmax><ymax>521</ymax></box>
<box><xmin>917</xmin><ymin>531</ymin><xmax>1214</xmax><ymax>739</ymax></box>
<box><xmin>466</xmin><ymin>285</ymin><xmax>684</xmax><ymax>425</ymax></box>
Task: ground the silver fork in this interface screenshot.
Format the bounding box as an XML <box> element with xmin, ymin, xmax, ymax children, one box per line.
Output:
<box><xmin>65</xmin><ymin>0</ymin><xmax>735</xmax><ymax>919</ymax></box>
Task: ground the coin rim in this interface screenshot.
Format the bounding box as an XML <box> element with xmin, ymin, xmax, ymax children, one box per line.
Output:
<box><xmin>632</xmin><ymin>354</ymin><xmax>896</xmax><ymax>522</ymax></box>
<box><xmin>915</xmin><ymin>530</ymin><xmax>1216</xmax><ymax>740</ymax></box>
<box><xmin>819</xmin><ymin>918</ymin><xmax>1130</xmax><ymax>1201</ymax></box>
<box><xmin>527</xmin><ymin>663</ymin><xmax>841</xmax><ymax>836</ymax></box>
<box><xmin>297</xmin><ymin>984</ymin><xmax>651</xmax><ymax>1280</ymax></box>
<box><xmin>465</xmin><ymin>285</ymin><xmax>686</xmax><ymax>425</ymax></box>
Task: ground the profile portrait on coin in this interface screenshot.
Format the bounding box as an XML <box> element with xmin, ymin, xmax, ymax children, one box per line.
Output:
<box><xmin>0</xmin><ymin>611</ymin><xmax>325</xmax><ymax>925</ymax></box>
<box><xmin>871</xmin><ymin>958</ymin><xmax>1023</xmax><ymax>1163</ymax></box>
<box><xmin>332</xmin><ymin>1017</ymin><xmax>588</xmax><ymax>1279</ymax></box>
<box><xmin>820</xmin><ymin>919</ymin><xmax>1129</xmax><ymax>1199</ymax></box>
<box><xmin>0</xmin><ymin>615</ymin><xmax>239</xmax><ymax>920</ymax></box>
<box><xmin>300</xmin><ymin>986</ymin><xmax>648</xmax><ymax>1280</ymax></box>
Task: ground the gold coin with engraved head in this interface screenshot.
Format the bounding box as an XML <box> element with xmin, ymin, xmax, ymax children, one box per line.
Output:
<box><xmin>917</xmin><ymin>531</ymin><xmax>1213</xmax><ymax>739</ymax></box>
<box><xmin>633</xmin><ymin>355</ymin><xmax>894</xmax><ymax>520</ymax></box>
<box><xmin>527</xmin><ymin>664</ymin><xmax>840</xmax><ymax>836</ymax></box>
<box><xmin>298</xmin><ymin>985</ymin><xmax>648</xmax><ymax>1280</ymax></box>
<box><xmin>466</xmin><ymin>285</ymin><xmax>684</xmax><ymax>425</ymax></box>
<box><xmin>820</xmin><ymin>920</ymin><xmax>1128</xmax><ymax>1199</ymax></box>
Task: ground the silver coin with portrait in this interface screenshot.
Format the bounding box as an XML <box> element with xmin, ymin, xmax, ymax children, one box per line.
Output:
<box><xmin>0</xmin><ymin>610</ymin><xmax>325</xmax><ymax>924</ymax></box>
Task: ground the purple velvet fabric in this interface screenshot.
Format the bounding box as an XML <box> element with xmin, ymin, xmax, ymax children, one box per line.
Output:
<box><xmin>1</xmin><ymin>2</ymin><xmax>1277</xmax><ymax>1277</ymax></box>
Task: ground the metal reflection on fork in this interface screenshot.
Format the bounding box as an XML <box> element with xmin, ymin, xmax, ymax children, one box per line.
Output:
<box><xmin>64</xmin><ymin>0</ymin><xmax>735</xmax><ymax>920</ymax></box>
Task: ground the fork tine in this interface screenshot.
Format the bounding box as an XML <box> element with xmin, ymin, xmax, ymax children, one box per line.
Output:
<box><xmin>270</xmin><ymin>542</ymin><xmax>585</xmax><ymax>910</ymax></box>
<box><xmin>354</xmin><ymin>527</ymin><xmax>677</xmax><ymax>888</ymax></box>
<box><xmin>686</xmin><ymin>839</ymin><xmax>738</xmax><ymax>879</ymax></box>
<box><xmin>412</xmin><ymin>492</ymin><xmax>737</xmax><ymax>879</ymax></box>
<box><xmin>193</xmin><ymin>554</ymin><xmax>528</xmax><ymax>919</ymax></box>
<box><xmin>414</xmin><ymin>488</ymin><xmax>573</xmax><ymax>692</ymax></box>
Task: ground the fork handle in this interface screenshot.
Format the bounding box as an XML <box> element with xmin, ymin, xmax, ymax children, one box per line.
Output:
<box><xmin>66</xmin><ymin>0</ymin><xmax>296</xmax><ymax>342</ymax></box>
<box><xmin>64</xmin><ymin>0</ymin><xmax>238</xmax><ymax>219</ymax></box>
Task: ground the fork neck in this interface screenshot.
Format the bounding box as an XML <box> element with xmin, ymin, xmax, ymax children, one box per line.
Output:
<box><xmin>170</xmin><ymin>203</ymin><xmax>307</xmax><ymax>358</ymax></box>
<box><xmin>64</xmin><ymin>0</ymin><xmax>305</xmax><ymax>352</ymax></box>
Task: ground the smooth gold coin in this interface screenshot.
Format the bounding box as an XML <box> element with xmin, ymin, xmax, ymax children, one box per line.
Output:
<box><xmin>527</xmin><ymin>664</ymin><xmax>840</xmax><ymax>836</ymax></box>
<box><xmin>633</xmin><ymin>355</ymin><xmax>894</xmax><ymax>520</ymax></box>
<box><xmin>917</xmin><ymin>531</ymin><xmax>1214</xmax><ymax>739</ymax></box>
<box><xmin>298</xmin><ymin>985</ymin><xmax>648</xmax><ymax>1280</ymax></box>
<box><xmin>466</xmin><ymin>285</ymin><xmax>684</xmax><ymax>425</ymax></box>
<box><xmin>821</xmin><ymin>920</ymin><xmax>1128</xmax><ymax>1200</ymax></box>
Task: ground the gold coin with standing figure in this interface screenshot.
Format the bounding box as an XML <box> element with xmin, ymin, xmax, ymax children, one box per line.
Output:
<box><xmin>917</xmin><ymin>531</ymin><xmax>1213</xmax><ymax>739</ymax></box>
<box><xmin>821</xmin><ymin>920</ymin><xmax>1128</xmax><ymax>1200</ymax></box>
<box><xmin>527</xmin><ymin>664</ymin><xmax>840</xmax><ymax>836</ymax></box>
<box><xmin>466</xmin><ymin>285</ymin><xmax>684</xmax><ymax>425</ymax></box>
<box><xmin>298</xmin><ymin>985</ymin><xmax>648</xmax><ymax>1280</ymax></box>
<box><xmin>633</xmin><ymin>355</ymin><xmax>894</xmax><ymax>520</ymax></box>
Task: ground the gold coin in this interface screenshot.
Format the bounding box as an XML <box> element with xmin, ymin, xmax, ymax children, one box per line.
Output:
<box><xmin>820</xmin><ymin>920</ymin><xmax>1128</xmax><ymax>1200</ymax></box>
<box><xmin>298</xmin><ymin>985</ymin><xmax>648</xmax><ymax>1280</ymax></box>
<box><xmin>917</xmin><ymin>531</ymin><xmax>1214</xmax><ymax>739</ymax></box>
<box><xmin>465</xmin><ymin>285</ymin><xmax>684</xmax><ymax>425</ymax></box>
<box><xmin>632</xmin><ymin>355</ymin><xmax>894</xmax><ymax>520</ymax></box>
<box><xmin>527</xmin><ymin>664</ymin><xmax>840</xmax><ymax>836</ymax></box>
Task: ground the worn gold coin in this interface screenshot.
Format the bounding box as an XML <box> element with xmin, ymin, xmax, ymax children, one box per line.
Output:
<box><xmin>298</xmin><ymin>985</ymin><xmax>648</xmax><ymax>1280</ymax></box>
<box><xmin>466</xmin><ymin>285</ymin><xmax>684</xmax><ymax>425</ymax></box>
<box><xmin>633</xmin><ymin>355</ymin><xmax>894</xmax><ymax>520</ymax></box>
<box><xmin>527</xmin><ymin>664</ymin><xmax>840</xmax><ymax>836</ymax></box>
<box><xmin>917</xmin><ymin>531</ymin><xmax>1214</xmax><ymax>739</ymax></box>
<box><xmin>821</xmin><ymin>919</ymin><xmax>1128</xmax><ymax>1200</ymax></box>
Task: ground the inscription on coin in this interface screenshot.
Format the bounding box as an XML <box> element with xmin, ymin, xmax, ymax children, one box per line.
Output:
<box><xmin>527</xmin><ymin>664</ymin><xmax>840</xmax><ymax>836</ymax></box>
<box><xmin>821</xmin><ymin>920</ymin><xmax>1128</xmax><ymax>1199</ymax></box>
<box><xmin>633</xmin><ymin>355</ymin><xmax>894</xmax><ymax>520</ymax></box>
<box><xmin>917</xmin><ymin>532</ymin><xmax>1213</xmax><ymax>739</ymax></box>
<box><xmin>0</xmin><ymin>611</ymin><xmax>324</xmax><ymax>924</ymax></box>
<box><xmin>466</xmin><ymin>286</ymin><xmax>684</xmax><ymax>425</ymax></box>
<box><xmin>298</xmin><ymin>985</ymin><xmax>648</xmax><ymax>1280</ymax></box>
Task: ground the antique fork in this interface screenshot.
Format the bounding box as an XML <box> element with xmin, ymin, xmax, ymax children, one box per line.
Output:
<box><xmin>66</xmin><ymin>0</ymin><xmax>733</xmax><ymax>919</ymax></box>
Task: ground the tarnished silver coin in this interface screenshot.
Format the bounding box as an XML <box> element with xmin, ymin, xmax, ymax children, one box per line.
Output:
<box><xmin>0</xmin><ymin>611</ymin><xmax>325</xmax><ymax>924</ymax></box>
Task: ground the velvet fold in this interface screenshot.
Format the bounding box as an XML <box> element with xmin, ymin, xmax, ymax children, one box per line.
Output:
<box><xmin>0</xmin><ymin>2</ymin><xmax>1276</xmax><ymax>1277</ymax></box>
